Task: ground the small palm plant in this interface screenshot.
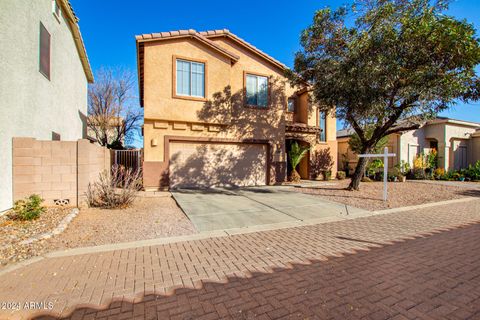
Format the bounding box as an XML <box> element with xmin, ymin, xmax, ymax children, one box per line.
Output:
<box><xmin>288</xmin><ymin>141</ymin><xmax>310</xmax><ymax>182</ymax></box>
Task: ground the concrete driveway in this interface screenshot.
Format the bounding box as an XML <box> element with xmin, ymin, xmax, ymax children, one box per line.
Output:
<box><xmin>171</xmin><ymin>186</ymin><xmax>367</xmax><ymax>232</ymax></box>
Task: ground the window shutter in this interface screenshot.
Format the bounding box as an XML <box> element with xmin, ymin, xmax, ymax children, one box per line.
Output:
<box><xmin>39</xmin><ymin>23</ymin><xmax>51</xmax><ymax>79</ymax></box>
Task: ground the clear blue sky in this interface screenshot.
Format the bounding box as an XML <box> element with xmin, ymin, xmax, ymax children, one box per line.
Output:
<box><xmin>71</xmin><ymin>0</ymin><xmax>480</xmax><ymax>136</ymax></box>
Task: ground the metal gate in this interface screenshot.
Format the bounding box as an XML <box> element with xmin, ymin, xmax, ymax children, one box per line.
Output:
<box><xmin>113</xmin><ymin>149</ymin><xmax>143</xmax><ymax>173</ymax></box>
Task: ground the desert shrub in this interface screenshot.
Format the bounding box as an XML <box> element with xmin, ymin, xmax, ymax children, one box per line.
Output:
<box><xmin>426</xmin><ymin>149</ymin><xmax>438</xmax><ymax>169</ymax></box>
<box><xmin>323</xmin><ymin>170</ymin><xmax>332</xmax><ymax>181</ymax></box>
<box><xmin>86</xmin><ymin>165</ymin><xmax>142</xmax><ymax>209</ymax></box>
<box><xmin>387</xmin><ymin>171</ymin><xmax>398</xmax><ymax>182</ymax></box>
<box><xmin>434</xmin><ymin>168</ymin><xmax>445</xmax><ymax>179</ymax></box>
<box><xmin>465</xmin><ymin>160</ymin><xmax>480</xmax><ymax>180</ymax></box>
<box><xmin>412</xmin><ymin>168</ymin><xmax>426</xmax><ymax>180</ymax></box>
<box><xmin>366</xmin><ymin>159</ymin><xmax>383</xmax><ymax>179</ymax></box>
<box><xmin>336</xmin><ymin>171</ymin><xmax>346</xmax><ymax>180</ymax></box>
<box><xmin>10</xmin><ymin>194</ymin><xmax>46</xmax><ymax>221</ymax></box>
<box><xmin>413</xmin><ymin>153</ymin><xmax>428</xmax><ymax>170</ymax></box>
<box><xmin>394</xmin><ymin>160</ymin><xmax>411</xmax><ymax>175</ymax></box>
<box><xmin>452</xmin><ymin>172</ymin><xmax>462</xmax><ymax>181</ymax></box>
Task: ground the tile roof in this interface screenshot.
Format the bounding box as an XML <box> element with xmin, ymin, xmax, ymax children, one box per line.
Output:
<box><xmin>199</xmin><ymin>29</ymin><xmax>287</xmax><ymax>70</ymax></box>
<box><xmin>135</xmin><ymin>29</ymin><xmax>240</xmax><ymax>61</ymax></box>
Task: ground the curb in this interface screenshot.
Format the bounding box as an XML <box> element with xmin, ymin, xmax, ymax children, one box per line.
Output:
<box><xmin>0</xmin><ymin>196</ymin><xmax>478</xmax><ymax>277</ymax></box>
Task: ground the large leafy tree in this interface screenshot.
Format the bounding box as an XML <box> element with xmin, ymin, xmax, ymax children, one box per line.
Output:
<box><xmin>288</xmin><ymin>0</ymin><xmax>480</xmax><ymax>190</ymax></box>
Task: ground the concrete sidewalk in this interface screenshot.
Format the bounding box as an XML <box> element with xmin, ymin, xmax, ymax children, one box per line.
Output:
<box><xmin>172</xmin><ymin>186</ymin><xmax>367</xmax><ymax>231</ymax></box>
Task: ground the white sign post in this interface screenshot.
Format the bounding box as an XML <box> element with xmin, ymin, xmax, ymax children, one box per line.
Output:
<box><xmin>358</xmin><ymin>147</ymin><xmax>396</xmax><ymax>201</ymax></box>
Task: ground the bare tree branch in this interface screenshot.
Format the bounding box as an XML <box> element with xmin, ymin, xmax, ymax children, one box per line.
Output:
<box><xmin>87</xmin><ymin>68</ymin><xmax>143</xmax><ymax>149</ymax></box>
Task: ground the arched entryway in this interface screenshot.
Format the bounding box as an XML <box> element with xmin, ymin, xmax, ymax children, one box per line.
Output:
<box><xmin>286</xmin><ymin>139</ymin><xmax>310</xmax><ymax>180</ymax></box>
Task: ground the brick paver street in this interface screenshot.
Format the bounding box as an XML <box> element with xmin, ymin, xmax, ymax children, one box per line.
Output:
<box><xmin>0</xmin><ymin>199</ymin><xmax>479</xmax><ymax>320</ymax></box>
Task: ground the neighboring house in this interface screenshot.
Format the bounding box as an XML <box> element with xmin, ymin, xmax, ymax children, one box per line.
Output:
<box><xmin>87</xmin><ymin>116</ymin><xmax>124</xmax><ymax>146</ymax></box>
<box><xmin>136</xmin><ymin>29</ymin><xmax>337</xmax><ymax>190</ymax></box>
<box><xmin>0</xmin><ymin>0</ymin><xmax>93</xmax><ymax>211</ymax></box>
<box><xmin>337</xmin><ymin>117</ymin><xmax>480</xmax><ymax>174</ymax></box>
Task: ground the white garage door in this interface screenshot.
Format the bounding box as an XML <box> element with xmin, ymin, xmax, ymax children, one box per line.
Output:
<box><xmin>169</xmin><ymin>142</ymin><xmax>267</xmax><ymax>189</ymax></box>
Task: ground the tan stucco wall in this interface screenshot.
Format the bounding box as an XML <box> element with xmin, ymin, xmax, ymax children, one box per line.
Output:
<box><xmin>0</xmin><ymin>0</ymin><xmax>88</xmax><ymax>211</ymax></box>
<box><xmin>142</xmin><ymin>35</ymin><xmax>336</xmax><ymax>188</ymax></box>
<box><xmin>337</xmin><ymin>134</ymin><xmax>399</xmax><ymax>173</ymax></box>
<box><xmin>444</xmin><ymin>124</ymin><xmax>478</xmax><ymax>170</ymax></box>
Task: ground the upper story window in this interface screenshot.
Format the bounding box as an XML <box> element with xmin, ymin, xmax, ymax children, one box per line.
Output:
<box><xmin>287</xmin><ymin>98</ymin><xmax>296</xmax><ymax>113</ymax></box>
<box><xmin>52</xmin><ymin>0</ymin><xmax>61</xmax><ymax>21</ymax></box>
<box><xmin>319</xmin><ymin>111</ymin><xmax>326</xmax><ymax>142</ymax></box>
<box><xmin>39</xmin><ymin>23</ymin><xmax>51</xmax><ymax>80</ymax></box>
<box><xmin>245</xmin><ymin>73</ymin><xmax>268</xmax><ymax>107</ymax></box>
<box><xmin>176</xmin><ymin>58</ymin><xmax>205</xmax><ymax>98</ymax></box>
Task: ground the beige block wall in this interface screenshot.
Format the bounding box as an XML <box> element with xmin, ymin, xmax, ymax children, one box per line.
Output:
<box><xmin>12</xmin><ymin>138</ymin><xmax>110</xmax><ymax>207</ymax></box>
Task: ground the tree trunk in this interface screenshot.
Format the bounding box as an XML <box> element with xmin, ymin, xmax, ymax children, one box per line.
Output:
<box><xmin>348</xmin><ymin>149</ymin><xmax>370</xmax><ymax>191</ymax></box>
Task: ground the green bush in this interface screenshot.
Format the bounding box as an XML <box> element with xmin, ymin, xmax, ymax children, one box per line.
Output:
<box><xmin>366</xmin><ymin>159</ymin><xmax>383</xmax><ymax>179</ymax></box>
<box><xmin>465</xmin><ymin>160</ymin><xmax>480</xmax><ymax>181</ymax></box>
<box><xmin>394</xmin><ymin>160</ymin><xmax>411</xmax><ymax>175</ymax></box>
<box><xmin>412</xmin><ymin>168</ymin><xmax>426</xmax><ymax>180</ymax></box>
<box><xmin>336</xmin><ymin>171</ymin><xmax>346</xmax><ymax>180</ymax></box>
<box><xmin>323</xmin><ymin>170</ymin><xmax>332</xmax><ymax>181</ymax></box>
<box><xmin>10</xmin><ymin>194</ymin><xmax>45</xmax><ymax>221</ymax></box>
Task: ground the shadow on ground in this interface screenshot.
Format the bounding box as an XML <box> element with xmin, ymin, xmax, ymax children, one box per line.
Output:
<box><xmin>457</xmin><ymin>189</ymin><xmax>480</xmax><ymax>197</ymax></box>
<box><xmin>33</xmin><ymin>223</ymin><xmax>480</xmax><ymax>320</ymax></box>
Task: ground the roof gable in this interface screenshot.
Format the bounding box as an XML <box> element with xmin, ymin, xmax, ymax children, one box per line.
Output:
<box><xmin>135</xmin><ymin>29</ymin><xmax>289</xmax><ymax>107</ymax></box>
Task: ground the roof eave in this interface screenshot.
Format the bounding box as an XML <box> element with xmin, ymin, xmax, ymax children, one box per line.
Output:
<box><xmin>204</xmin><ymin>33</ymin><xmax>287</xmax><ymax>71</ymax></box>
<box><xmin>60</xmin><ymin>0</ymin><xmax>94</xmax><ymax>83</ymax></box>
<box><xmin>135</xmin><ymin>34</ymin><xmax>240</xmax><ymax>62</ymax></box>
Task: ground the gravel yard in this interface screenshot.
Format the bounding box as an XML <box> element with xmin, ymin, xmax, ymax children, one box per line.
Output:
<box><xmin>46</xmin><ymin>195</ymin><xmax>195</xmax><ymax>249</ymax></box>
<box><xmin>0</xmin><ymin>195</ymin><xmax>195</xmax><ymax>268</ymax></box>
<box><xmin>295</xmin><ymin>179</ymin><xmax>479</xmax><ymax>211</ymax></box>
<box><xmin>0</xmin><ymin>207</ymin><xmax>71</xmax><ymax>266</ymax></box>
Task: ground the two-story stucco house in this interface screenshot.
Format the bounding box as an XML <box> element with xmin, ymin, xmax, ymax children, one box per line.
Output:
<box><xmin>0</xmin><ymin>0</ymin><xmax>93</xmax><ymax>211</ymax></box>
<box><xmin>136</xmin><ymin>29</ymin><xmax>337</xmax><ymax>190</ymax></box>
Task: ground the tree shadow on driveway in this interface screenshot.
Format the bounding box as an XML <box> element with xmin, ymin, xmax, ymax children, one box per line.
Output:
<box><xmin>33</xmin><ymin>223</ymin><xmax>480</xmax><ymax>320</ymax></box>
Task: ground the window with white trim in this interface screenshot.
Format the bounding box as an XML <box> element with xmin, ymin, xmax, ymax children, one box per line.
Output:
<box><xmin>246</xmin><ymin>74</ymin><xmax>268</xmax><ymax>107</ymax></box>
<box><xmin>176</xmin><ymin>59</ymin><xmax>205</xmax><ymax>98</ymax></box>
